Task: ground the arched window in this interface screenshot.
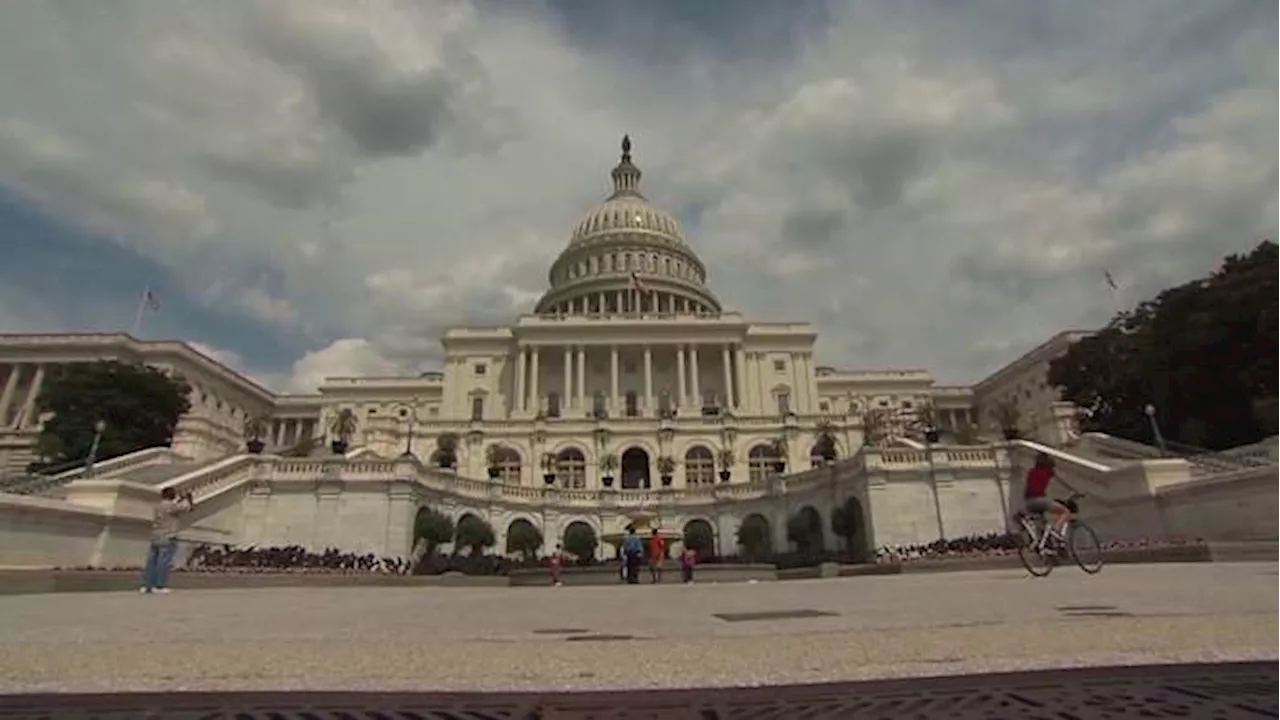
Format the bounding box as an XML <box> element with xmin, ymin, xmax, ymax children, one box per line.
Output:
<box><xmin>747</xmin><ymin>443</ymin><xmax>778</xmax><ymax>483</ymax></box>
<box><xmin>494</xmin><ymin>446</ymin><xmax>521</xmax><ymax>483</ymax></box>
<box><xmin>556</xmin><ymin>448</ymin><xmax>586</xmax><ymax>489</ymax></box>
<box><xmin>684</xmin><ymin>446</ymin><xmax>715</xmax><ymax>485</ymax></box>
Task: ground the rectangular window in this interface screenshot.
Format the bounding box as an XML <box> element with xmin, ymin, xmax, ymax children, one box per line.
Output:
<box><xmin>470</xmin><ymin>396</ymin><xmax>484</xmax><ymax>421</ymax></box>
<box><xmin>773</xmin><ymin>359</ymin><xmax>786</xmax><ymax>372</ymax></box>
<box><xmin>547</xmin><ymin>393</ymin><xmax>561</xmax><ymax>418</ymax></box>
<box><xmin>474</xmin><ymin>363</ymin><xmax>487</xmax><ymax>376</ymax></box>
<box><xmin>776</xmin><ymin>393</ymin><xmax>791</xmax><ymax>416</ymax></box>
<box><xmin>592</xmin><ymin>392</ymin><xmax>607</xmax><ymax>418</ymax></box>
<box><xmin>625</xmin><ymin>392</ymin><xmax>638</xmax><ymax>417</ymax></box>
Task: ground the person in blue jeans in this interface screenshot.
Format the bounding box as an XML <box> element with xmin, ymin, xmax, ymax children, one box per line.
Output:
<box><xmin>621</xmin><ymin>527</ymin><xmax>643</xmax><ymax>584</ymax></box>
<box><xmin>141</xmin><ymin>487</ymin><xmax>194</xmax><ymax>594</ymax></box>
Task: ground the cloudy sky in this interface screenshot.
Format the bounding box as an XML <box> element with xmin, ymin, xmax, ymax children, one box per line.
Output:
<box><xmin>0</xmin><ymin>0</ymin><xmax>1274</xmax><ymax>393</ymax></box>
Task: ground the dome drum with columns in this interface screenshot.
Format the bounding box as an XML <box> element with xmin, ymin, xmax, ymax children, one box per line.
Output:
<box><xmin>536</xmin><ymin>136</ymin><xmax>721</xmax><ymax>317</ymax></box>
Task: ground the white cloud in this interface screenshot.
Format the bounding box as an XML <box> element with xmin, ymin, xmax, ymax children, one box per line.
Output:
<box><xmin>285</xmin><ymin>338</ymin><xmax>399</xmax><ymax>393</ymax></box>
<box><xmin>0</xmin><ymin>0</ymin><xmax>1273</xmax><ymax>385</ymax></box>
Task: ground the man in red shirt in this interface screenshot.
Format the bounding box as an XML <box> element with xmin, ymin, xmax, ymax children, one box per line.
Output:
<box><xmin>648</xmin><ymin>530</ymin><xmax>666</xmax><ymax>584</ymax></box>
<box><xmin>1024</xmin><ymin>452</ymin><xmax>1072</xmax><ymax>538</ymax></box>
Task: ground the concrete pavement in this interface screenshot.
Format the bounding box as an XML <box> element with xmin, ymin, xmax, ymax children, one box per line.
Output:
<box><xmin>0</xmin><ymin>562</ymin><xmax>1273</xmax><ymax>692</ymax></box>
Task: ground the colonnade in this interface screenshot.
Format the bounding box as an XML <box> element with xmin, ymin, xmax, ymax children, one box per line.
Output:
<box><xmin>0</xmin><ymin>363</ymin><xmax>46</xmax><ymax>430</ymax></box>
<box><xmin>512</xmin><ymin>343</ymin><xmax>749</xmax><ymax>417</ymax></box>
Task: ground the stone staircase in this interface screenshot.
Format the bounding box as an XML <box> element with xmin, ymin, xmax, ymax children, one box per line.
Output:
<box><xmin>1069</xmin><ymin>432</ymin><xmax>1277</xmax><ymax>476</ymax></box>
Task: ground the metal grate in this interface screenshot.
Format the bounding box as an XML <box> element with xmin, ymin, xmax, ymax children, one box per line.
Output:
<box><xmin>713</xmin><ymin>609</ymin><xmax>838</xmax><ymax>623</ymax></box>
<box><xmin>0</xmin><ymin>662</ymin><xmax>1273</xmax><ymax>719</ymax></box>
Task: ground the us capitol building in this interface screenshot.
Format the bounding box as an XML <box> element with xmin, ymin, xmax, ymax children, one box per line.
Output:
<box><xmin>0</xmin><ymin>138</ymin><xmax>1090</xmax><ymax>563</ymax></box>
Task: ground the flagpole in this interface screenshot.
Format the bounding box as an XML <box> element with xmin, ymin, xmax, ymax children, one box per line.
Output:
<box><xmin>129</xmin><ymin>286</ymin><xmax>150</xmax><ymax>337</ymax></box>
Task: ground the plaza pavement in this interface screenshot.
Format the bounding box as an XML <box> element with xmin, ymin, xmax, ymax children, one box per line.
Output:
<box><xmin>0</xmin><ymin>561</ymin><xmax>1273</xmax><ymax>693</ymax></box>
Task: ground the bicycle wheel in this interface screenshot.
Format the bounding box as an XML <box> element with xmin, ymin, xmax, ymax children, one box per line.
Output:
<box><xmin>1016</xmin><ymin>525</ymin><xmax>1055</xmax><ymax>577</ymax></box>
<box><xmin>1068</xmin><ymin>521</ymin><xmax>1104</xmax><ymax>574</ymax></box>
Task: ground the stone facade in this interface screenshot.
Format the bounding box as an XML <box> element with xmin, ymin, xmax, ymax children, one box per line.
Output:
<box><xmin>0</xmin><ymin>138</ymin><xmax>1114</xmax><ymax>565</ymax></box>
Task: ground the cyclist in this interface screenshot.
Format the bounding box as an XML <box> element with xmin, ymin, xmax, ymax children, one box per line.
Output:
<box><xmin>1023</xmin><ymin>452</ymin><xmax>1073</xmax><ymax>548</ymax></box>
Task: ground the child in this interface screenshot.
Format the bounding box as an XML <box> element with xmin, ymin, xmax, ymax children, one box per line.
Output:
<box><xmin>548</xmin><ymin>544</ymin><xmax>565</xmax><ymax>587</ymax></box>
<box><xmin>680</xmin><ymin>546</ymin><xmax>697</xmax><ymax>584</ymax></box>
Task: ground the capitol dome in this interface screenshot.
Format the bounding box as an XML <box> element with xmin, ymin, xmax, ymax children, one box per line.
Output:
<box><xmin>535</xmin><ymin>136</ymin><xmax>722</xmax><ymax>316</ymax></box>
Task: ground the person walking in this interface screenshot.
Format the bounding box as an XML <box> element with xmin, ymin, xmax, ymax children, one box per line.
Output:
<box><xmin>680</xmin><ymin>546</ymin><xmax>698</xmax><ymax>584</ymax></box>
<box><xmin>141</xmin><ymin>487</ymin><xmax>194</xmax><ymax>594</ymax></box>
<box><xmin>548</xmin><ymin>543</ymin><xmax>565</xmax><ymax>587</ymax></box>
<box><xmin>621</xmin><ymin>527</ymin><xmax>643</xmax><ymax>584</ymax></box>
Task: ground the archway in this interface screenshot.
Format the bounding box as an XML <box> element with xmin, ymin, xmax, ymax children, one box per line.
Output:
<box><xmin>561</xmin><ymin>520</ymin><xmax>599</xmax><ymax>562</ymax></box>
<box><xmin>831</xmin><ymin>496</ymin><xmax>870</xmax><ymax>562</ymax></box>
<box><xmin>620</xmin><ymin>446</ymin><xmax>651</xmax><ymax>489</ymax></box>
<box><xmin>736</xmin><ymin>513</ymin><xmax>773</xmax><ymax>560</ymax></box>
<box><xmin>682</xmin><ymin>518</ymin><xmax>716</xmax><ymax>556</ymax></box>
<box><xmin>787</xmin><ymin>505</ymin><xmax>825</xmax><ymax>555</ymax></box>
<box><xmin>505</xmin><ymin>518</ymin><xmax>543</xmax><ymax>559</ymax></box>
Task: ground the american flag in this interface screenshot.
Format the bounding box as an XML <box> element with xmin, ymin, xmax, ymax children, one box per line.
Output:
<box><xmin>629</xmin><ymin>271</ymin><xmax>651</xmax><ymax>295</ymax></box>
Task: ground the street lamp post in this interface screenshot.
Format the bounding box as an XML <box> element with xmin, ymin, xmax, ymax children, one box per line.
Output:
<box><xmin>1144</xmin><ymin>404</ymin><xmax>1168</xmax><ymax>455</ymax></box>
<box><xmin>924</xmin><ymin>424</ymin><xmax>945</xmax><ymax>542</ymax></box>
<box><xmin>85</xmin><ymin>420</ymin><xmax>107</xmax><ymax>476</ymax></box>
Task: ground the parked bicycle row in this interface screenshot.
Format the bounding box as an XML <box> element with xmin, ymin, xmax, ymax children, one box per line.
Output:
<box><xmin>184</xmin><ymin>544</ymin><xmax>412</xmax><ymax>575</ymax></box>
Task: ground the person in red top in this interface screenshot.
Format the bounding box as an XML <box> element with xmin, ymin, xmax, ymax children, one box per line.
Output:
<box><xmin>648</xmin><ymin>530</ymin><xmax>666</xmax><ymax>584</ymax></box>
<box><xmin>1024</xmin><ymin>452</ymin><xmax>1072</xmax><ymax>537</ymax></box>
<box><xmin>548</xmin><ymin>543</ymin><xmax>565</xmax><ymax>587</ymax></box>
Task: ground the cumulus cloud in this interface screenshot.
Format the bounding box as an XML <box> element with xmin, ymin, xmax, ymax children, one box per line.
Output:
<box><xmin>285</xmin><ymin>339</ymin><xmax>399</xmax><ymax>393</ymax></box>
<box><xmin>0</xmin><ymin>0</ymin><xmax>1273</xmax><ymax>387</ymax></box>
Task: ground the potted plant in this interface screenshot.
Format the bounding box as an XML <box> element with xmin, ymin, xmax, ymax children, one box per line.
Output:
<box><xmin>328</xmin><ymin>408</ymin><xmax>357</xmax><ymax>454</ymax></box>
<box><xmin>598</xmin><ymin>452</ymin><xmax>619</xmax><ymax>488</ymax></box>
<box><xmin>431</xmin><ymin>432</ymin><xmax>460</xmax><ymax>469</ymax></box>
<box><xmin>485</xmin><ymin>444</ymin><xmax>506</xmax><ymax>479</ymax></box>
<box><xmin>770</xmin><ymin>438</ymin><xmax>788</xmax><ymax>473</ymax></box>
<box><xmin>994</xmin><ymin>400</ymin><xmax>1022</xmax><ymax>440</ymax></box>
<box><xmin>716</xmin><ymin>447</ymin><xmax>734</xmax><ymax>483</ymax></box>
<box><xmin>541</xmin><ymin>451</ymin><xmax>557</xmax><ymax>485</ymax></box>
<box><xmin>656</xmin><ymin>455</ymin><xmax>676</xmax><ymax>486</ymax></box>
<box><xmin>243</xmin><ymin>414</ymin><xmax>268</xmax><ymax>454</ymax></box>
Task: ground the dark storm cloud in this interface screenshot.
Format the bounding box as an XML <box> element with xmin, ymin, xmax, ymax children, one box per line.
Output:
<box><xmin>823</xmin><ymin>130</ymin><xmax>929</xmax><ymax>212</ymax></box>
<box><xmin>780</xmin><ymin>205</ymin><xmax>847</xmax><ymax>250</ymax></box>
<box><xmin>249</xmin><ymin>16</ymin><xmax>466</xmax><ymax>159</ymax></box>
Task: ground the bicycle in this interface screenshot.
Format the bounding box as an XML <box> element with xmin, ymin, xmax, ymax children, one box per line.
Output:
<box><xmin>1014</xmin><ymin>492</ymin><xmax>1105</xmax><ymax>577</ymax></box>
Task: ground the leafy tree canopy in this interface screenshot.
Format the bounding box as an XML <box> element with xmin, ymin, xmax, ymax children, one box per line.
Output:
<box><xmin>682</xmin><ymin>521</ymin><xmax>715</xmax><ymax>554</ymax></box>
<box><xmin>1048</xmin><ymin>241</ymin><xmax>1278</xmax><ymax>450</ymax></box>
<box><xmin>562</xmin><ymin>522</ymin><xmax>598</xmax><ymax>562</ymax></box>
<box><xmin>454</xmin><ymin>514</ymin><xmax>496</xmax><ymax>555</ymax></box>
<box><xmin>505</xmin><ymin>519</ymin><xmax>543</xmax><ymax>558</ymax></box>
<box><xmin>33</xmin><ymin>360</ymin><xmax>191</xmax><ymax>469</ymax></box>
<box><xmin>413</xmin><ymin>508</ymin><xmax>454</xmax><ymax>556</ymax></box>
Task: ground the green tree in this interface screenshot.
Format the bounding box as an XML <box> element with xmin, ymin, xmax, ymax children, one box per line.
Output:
<box><xmin>413</xmin><ymin>507</ymin><xmax>455</xmax><ymax>558</ymax></box>
<box><xmin>1049</xmin><ymin>241</ymin><xmax>1277</xmax><ymax>450</ymax></box>
<box><xmin>830</xmin><ymin>497</ymin><xmax>867</xmax><ymax>559</ymax></box>
<box><xmin>562</xmin><ymin>522</ymin><xmax>598</xmax><ymax>563</ymax></box>
<box><xmin>32</xmin><ymin>360</ymin><xmax>191</xmax><ymax>469</ymax></box>
<box><xmin>682</xmin><ymin>520</ymin><xmax>716</xmax><ymax>555</ymax></box>
<box><xmin>786</xmin><ymin>507</ymin><xmax>824</xmax><ymax>556</ymax></box>
<box><xmin>735</xmin><ymin>514</ymin><xmax>772</xmax><ymax>560</ymax></box>
<box><xmin>454</xmin><ymin>514</ymin><xmax>496</xmax><ymax>556</ymax></box>
<box><xmin>505</xmin><ymin>519</ymin><xmax>544</xmax><ymax>559</ymax></box>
